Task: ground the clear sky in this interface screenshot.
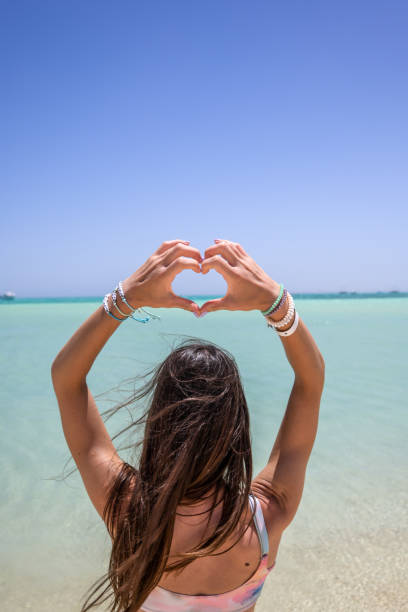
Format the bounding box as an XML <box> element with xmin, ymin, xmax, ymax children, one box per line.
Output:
<box><xmin>1</xmin><ymin>0</ymin><xmax>407</xmax><ymax>297</ymax></box>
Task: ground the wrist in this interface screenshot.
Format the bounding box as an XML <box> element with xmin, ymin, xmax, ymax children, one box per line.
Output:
<box><xmin>257</xmin><ymin>281</ymin><xmax>281</xmax><ymax>312</ymax></box>
<box><xmin>103</xmin><ymin>293</ymin><xmax>128</xmax><ymax>322</ymax></box>
<box><xmin>115</xmin><ymin>288</ymin><xmax>136</xmax><ymax>315</ymax></box>
<box><xmin>265</xmin><ymin>296</ymin><xmax>290</xmax><ymax>323</ymax></box>
<box><xmin>120</xmin><ymin>279</ymin><xmax>142</xmax><ymax>311</ymax></box>
<box><xmin>265</xmin><ymin>292</ymin><xmax>296</xmax><ymax>331</ymax></box>
<box><xmin>107</xmin><ymin>293</ymin><xmax>128</xmax><ymax>320</ymax></box>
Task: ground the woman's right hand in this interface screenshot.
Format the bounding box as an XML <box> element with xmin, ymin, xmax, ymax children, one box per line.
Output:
<box><xmin>200</xmin><ymin>239</ymin><xmax>281</xmax><ymax>314</ymax></box>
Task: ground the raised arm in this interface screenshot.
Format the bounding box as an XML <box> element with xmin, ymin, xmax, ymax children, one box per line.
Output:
<box><xmin>200</xmin><ymin>239</ymin><xmax>325</xmax><ymax>527</ymax></box>
<box><xmin>51</xmin><ymin>240</ymin><xmax>201</xmax><ymax>519</ymax></box>
<box><xmin>253</xmin><ymin>311</ymin><xmax>324</xmax><ymax>526</ymax></box>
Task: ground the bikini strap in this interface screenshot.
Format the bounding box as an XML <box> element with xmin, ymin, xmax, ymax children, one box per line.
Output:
<box><xmin>249</xmin><ymin>494</ymin><xmax>269</xmax><ymax>556</ymax></box>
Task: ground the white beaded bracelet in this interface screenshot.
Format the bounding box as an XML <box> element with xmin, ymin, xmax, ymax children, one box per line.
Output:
<box><xmin>277</xmin><ymin>311</ymin><xmax>299</xmax><ymax>337</ymax></box>
<box><xmin>117</xmin><ymin>281</ymin><xmax>161</xmax><ymax>322</ymax></box>
<box><xmin>266</xmin><ymin>292</ymin><xmax>295</xmax><ymax>329</ymax></box>
<box><xmin>111</xmin><ymin>288</ymin><xmax>131</xmax><ymax>318</ymax></box>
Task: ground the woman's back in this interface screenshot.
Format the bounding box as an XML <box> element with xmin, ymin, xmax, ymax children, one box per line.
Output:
<box><xmin>141</xmin><ymin>488</ymin><xmax>283</xmax><ymax>612</ymax></box>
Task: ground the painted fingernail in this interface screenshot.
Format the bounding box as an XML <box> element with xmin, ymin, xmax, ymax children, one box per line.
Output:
<box><xmin>200</xmin><ymin>310</ymin><xmax>207</xmax><ymax>317</ymax></box>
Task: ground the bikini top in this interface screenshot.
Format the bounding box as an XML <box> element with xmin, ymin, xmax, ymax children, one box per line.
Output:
<box><xmin>141</xmin><ymin>493</ymin><xmax>275</xmax><ymax>612</ymax></box>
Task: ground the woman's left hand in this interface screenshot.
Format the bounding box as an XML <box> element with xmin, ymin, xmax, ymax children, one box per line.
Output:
<box><xmin>120</xmin><ymin>240</ymin><xmax>202</xmax><ymax>315</ymax></box>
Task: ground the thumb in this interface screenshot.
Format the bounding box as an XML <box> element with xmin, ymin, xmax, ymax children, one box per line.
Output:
<box><xmin>170</xmin><ymin>294</ymin><xmax>200</xmax><ymax>316</ymax></box>
<box><xmin>199</xmin><ymin>296</ymin><xmax>232</xmax><ymax>315</ymax></box>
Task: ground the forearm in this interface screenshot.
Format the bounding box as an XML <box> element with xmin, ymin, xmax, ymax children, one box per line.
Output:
<box><xmin>266</xmin><ymin>299</ymin><xmax>325</xmax><ymax>390</ymax></box>
<box><xmin>266</xmin><ymin>304</ymin><xmax>324</xmax><ymax>467</ymax></box>
<box><xmin>51</xmin><ymin>302</ymin><xmax>124</xmax><ymax>391</ymax></box>
<box><xmin>281</xmin><ymin>319</ymin><xmax>325</xmax><ymax>391</ymax></box>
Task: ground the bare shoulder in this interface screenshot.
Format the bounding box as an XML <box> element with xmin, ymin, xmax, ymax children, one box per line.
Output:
<box><xmin>251</xmin><ymin>473</ymin><xmax>289</xmax><ymax>532</ymax></box>
<box><xmin>250</xmin><ymin>477</ymin><xmax>287</xmax><ymax>568</ymax></box>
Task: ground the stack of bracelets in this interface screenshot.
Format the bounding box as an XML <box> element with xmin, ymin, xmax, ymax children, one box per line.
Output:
<box><xmin>102</xmin><ymin>280</ymin><xmax>160</xmax><ymax>324</ymax></box>
<box><xmin>261</xmin><ymin>285</ymin><xmax>299</xmax><ymax>337</ymax></box>
<box><xmin>103</xmin><ymin>280</ymin><xmax>297</xmax><ymax>334</ymax></box>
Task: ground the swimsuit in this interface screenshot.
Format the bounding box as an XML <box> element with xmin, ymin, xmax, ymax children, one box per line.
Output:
<box><xmin>142</xmin><ymin>493</ymin><xmax>275</xmax><ymax>611</ymax></box>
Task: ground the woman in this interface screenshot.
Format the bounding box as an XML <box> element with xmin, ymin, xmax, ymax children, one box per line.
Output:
<box><xmin>52</xmin><ymin>239</ymin><xmax>325</xmax><ymax>612</ymax></box>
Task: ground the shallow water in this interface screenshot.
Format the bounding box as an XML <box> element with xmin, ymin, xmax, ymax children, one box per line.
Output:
<box><xmin>1</xmin><ymin>296</ymin><xmax>407</xmax><ymax>611</ymax></box>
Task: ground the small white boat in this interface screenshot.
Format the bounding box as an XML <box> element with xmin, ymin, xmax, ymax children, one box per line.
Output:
<box><xmin>1</xmin><ymin>291</ymin><xmax>16</xmax><ymax>300</ymax></box>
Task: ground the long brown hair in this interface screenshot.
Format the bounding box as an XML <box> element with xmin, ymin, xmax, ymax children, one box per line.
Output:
<box><xmin>81</xmin><ymin>339</ymin><xmax>253</xmax><ymax>612</ymax></box>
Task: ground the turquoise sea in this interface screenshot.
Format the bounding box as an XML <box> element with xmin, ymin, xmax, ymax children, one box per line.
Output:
<box><xmin>1</xmin><ymin>295</ymin><xmax>407</xmax><ymax>611</ymax></box>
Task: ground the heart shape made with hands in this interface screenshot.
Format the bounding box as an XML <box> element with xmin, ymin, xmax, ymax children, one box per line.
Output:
<box><xmin>172</xmin><ymin>265</ymin><xmax>228</xmax><ymax>317</ymax></box>
<box><xmin>165</xmin><ymin>238</ymin><xmax>274</xmax><ymax>317</ymax></box>
<box><xmin>124</xmin><ymin>238</ymin><xmax>277</xmax><ymax>317</ymax></box>
<box><xmin>162</xmin><ymin>237</ymin><xmax>276</xmax><ymax>316</ymax></box>
<box><xmin>168</xmin><ymin>238</ymin><xmax>243</xmax><ymax>317</ymax></box>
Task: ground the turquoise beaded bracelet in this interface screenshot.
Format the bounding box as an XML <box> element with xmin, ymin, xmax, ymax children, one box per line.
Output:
<box><xmin>103</xmin><ymin>294</ymin><xmax>127</xmax><ymax>322</ymax></box>
<box><xmin>261</xmin><ymin>284</ymin><xmax>284</xmax><ymax>316</ymax></box>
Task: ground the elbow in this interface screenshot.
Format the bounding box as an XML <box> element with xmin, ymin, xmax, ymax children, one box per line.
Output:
<box><xmin>51</xmin><ymin>348</ymin><xmax>63</xmax><ymax>373</ymax></box>
<box><xmin>51</xmin><ymin>359</ymin><xmax>62</xmax><ymax>389</ymax></box>
<box><xmin>51</xmin><ymin>353</ymin><xmax>63</xmax><ymax>376</ymax></box>
<box><xmin>51</xmin><ymin>357</ymin><xmax>86</xmax><ymax>394</ymax></box>
<box><xmin>319</xmin><ymin>351</ymin><xmax>325</xmax><ymax>367</ymax></box>
<box><xmin>51</xmin><ymin>355</ymin><xmax>69</xmax><ymax>390</ymax></box>
<box><xmin>319</xmin><ymin>353</ymin><xmax>325</xmax><ymax>376</ymax></box>
<box><xmin>317</xmin><ymin>354</ymin><xmax>325</xmax><ymax>393</ymax></box>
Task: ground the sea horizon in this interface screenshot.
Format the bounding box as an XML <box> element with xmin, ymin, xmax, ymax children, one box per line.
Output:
<box><xmin>1</xmin><ymin>290</ymin><xmax>408</xmax><ymax>304</ymax></box>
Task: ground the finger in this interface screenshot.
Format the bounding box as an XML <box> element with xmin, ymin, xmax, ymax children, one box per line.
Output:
<box><xmin>203</xmin><ymin>244</ymin><xmax>238</xmax><ymax>266</ymax></box>
<box><xmin>199</xmin><ymin>295</ymin><xmax>233</xmax><ymax>314</ymax></box>
<box><xmin>168</xmin><ymin>294</ymin><xmax>200</xmax><ymax>315</ymax></box>
<box><xmin>235</xmin><ymin>243</ymin><xmax>247</xmax><ymax>256</ymax></box>
<box><xmin>156</xmin><ymin>239</ymin><xmax>190</xmax><ymax>255</ymax></box>
<box><xmin>166</xmin><ymin>256</ymin><xmax>201</xmax><ymax>278</ymax></box>
<box><xmin>214</xmin><ymin>239</ymin><xmax>247</xmax><ymax>257</ymax></box>
<box><xmin>162</xmin><ymin>243</ymin><xmax>202</xmax><ymax>266</ymax></box>
<box><xmin>201</xmin><ymin>254</ymin><xmax>234</xmax><ymax>279</ymax></box>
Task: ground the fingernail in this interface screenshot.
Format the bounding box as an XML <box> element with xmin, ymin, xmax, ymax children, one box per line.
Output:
<box><xmin>193</xmin><ymin>311</ymin><xmax>200</xmax><ymax>318</ymax></box>
<box><xmin>200</xmin><ymin>311</ymin><xmax>207</xmax><ymax>318</ymax></box>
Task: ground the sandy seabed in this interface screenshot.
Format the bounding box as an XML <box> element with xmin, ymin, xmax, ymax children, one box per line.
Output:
<box><xmin>2</xmin><ymin>525</ymin><xmax>407</xmax><ymax>612</ymax></box>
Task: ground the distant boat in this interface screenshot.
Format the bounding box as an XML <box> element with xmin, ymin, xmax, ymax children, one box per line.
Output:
<box><xmin>1</xmin><ymin>291</ymin><xmax>16</xmax><ymax>300</ymax></box>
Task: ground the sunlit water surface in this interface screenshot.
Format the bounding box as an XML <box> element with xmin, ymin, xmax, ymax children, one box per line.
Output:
<box><xmin>1</xmin><ymin>295</ymin><xmax>407</xmax><ymax>611</ymax></box>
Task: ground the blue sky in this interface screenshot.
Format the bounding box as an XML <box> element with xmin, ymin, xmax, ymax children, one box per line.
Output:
<box><xmin>1</xmin><ymin>0</ymin><xmax>407</xmax><ymax>296</ymax></box>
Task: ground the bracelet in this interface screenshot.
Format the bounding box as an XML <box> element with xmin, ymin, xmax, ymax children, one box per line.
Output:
<box><xmin>117</xmin><ymin>281</ymin><xmax>137</xmax><ymax>312</ymax></box>
<box><xmin>111</xmin><ymin>288</ymin><xmax>131</xmax><ymax>318</ymax></box>
<box><xmin>117</xmin><ymin>281</ymin><xmax>161</xmax><ymax>323</ymax></box>
<box><xmin>103</xmin><ymin>294</ymin><xmax>127</xmax><ymax>322</ymax></box>
<box><xmin>270</xmin><ymin>288</ymin><xmax>288</xmax><ymax>316</ymax></box>
<box><xmin>139</xmin><ymin>307</ymin><xmax>161</xmax><ymax>321</ymax></box>
<box><xmin>103</xmin><ymin>292</ymin><xmax>150</xmax><ymax>323</ymax></box>
<box><xmin>276</xmin><ymin>311</ymin><xmax>299</xmax><ymax>337</ymax></box>
<box><xmin>274</xmin><ymin>294</ymin><xmax>295</xmax><ymax>328</ymax></box>
<box><xmin>116</xmin><ymin>281</ymin><xmax>149</xmax><ymax>323</ymax></box>
<box><xmin>266</xmin><ymin>292</ymin><xmax>295</xmax><ymax>329</ymax></box>
<box><xmin>261</xmin><ymin>284</ymin><xmax>284</xmax><ymax>316</ymax></box>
